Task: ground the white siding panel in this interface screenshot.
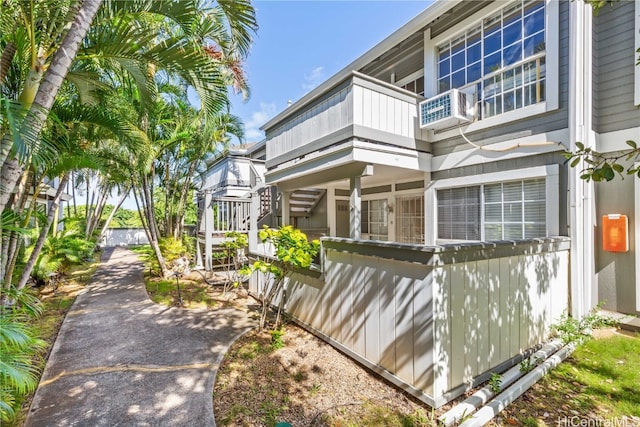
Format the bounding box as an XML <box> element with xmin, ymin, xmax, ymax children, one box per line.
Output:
<box><xmin>432</xmin><ymin>265</ymin><xmax>450</xmax><ymax>396</ymax></box>
<box><xmin>449</xmin><ymin>262</ymin><xmax>465</xmax><ymax>390</ymax></box>
<box><xmin>363</xmin><ymin>258</ymin><xmax>381</xmax><ymax>363</ymax></box>
<box><xmin>488</xmin><ymin>258</ymin><xmax>502</xmax><ymax>370</ymax></box>
<box><xmin>498</xmin><ymin>257</ymin><xmax>512</xmax><ymax>363</ymax></box>
<box><xmin>395</xmin><ymin>267</ymin><xmax>416</xmax><ymax>384</ymax></box>
<box><xmin>378</xmin><ymin>262</ymin><xmax>397</xmax><ymax>373</ymax></box>
<box><xmin>476</xmin><ymin>260</ymin><xmax>490</xmax><ymax>374</ymax></box>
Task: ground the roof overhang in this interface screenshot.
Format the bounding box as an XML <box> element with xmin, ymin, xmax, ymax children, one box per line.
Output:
<box><xmin>261</xmin><ymin>0</ymin><xmax>462</xmax><ymax>132</ymax></box>
<box><xmin>266</xmin><ymin>139</ymin><xmax>431</xmax><ymax>191</ymax></box>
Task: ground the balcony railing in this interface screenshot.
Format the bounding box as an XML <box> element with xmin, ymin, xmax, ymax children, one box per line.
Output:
<box><xmin>265</xmin><ymin>71</ymin><xmax>425</xmax><ymax>169</ymax></box>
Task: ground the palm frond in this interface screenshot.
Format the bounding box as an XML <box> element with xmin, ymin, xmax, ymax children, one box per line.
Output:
<box><xmin>214</xmin><ymin>0</ymin><xmax>258</xmax><ymax>58</ymax></box>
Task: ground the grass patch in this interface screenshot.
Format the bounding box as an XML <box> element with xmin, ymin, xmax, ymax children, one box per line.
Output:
<box><xmin>144</xmin><ymin>276</ymin><xmax>219</xmax><ymax>309</ymax></box>
<box><xmin>329</xmin><ymin>403</ymin><xmax>434</xmax><ymax>427</ymax></box>
<box><xmin>495</xmin><ymin>331</ymin><xmax>640</xmax><ymax>425</ymax></box>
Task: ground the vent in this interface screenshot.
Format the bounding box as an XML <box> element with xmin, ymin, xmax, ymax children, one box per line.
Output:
<box><xmin>419</xmin><ymin>89</ymin><xmax>472</xmax><ymax>130</ymax></box>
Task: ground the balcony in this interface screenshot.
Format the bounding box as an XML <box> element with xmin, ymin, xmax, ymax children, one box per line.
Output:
<box><xmin>264</xmin><ymin>71</ymin><xmax>430</xmax><ymax>176</ymax></box>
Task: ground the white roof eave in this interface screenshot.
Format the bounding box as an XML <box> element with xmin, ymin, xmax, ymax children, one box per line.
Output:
<box><xmin>260</xmin><ymin>0</ymin><xmax>462</xmax><ymax>132</ymax></box>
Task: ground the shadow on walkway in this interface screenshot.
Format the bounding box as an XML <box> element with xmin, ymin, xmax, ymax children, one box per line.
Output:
<box><xmin>25</xmin><ymin>247</ymin><xmax>255</xmax><ymax>427</ymax></box>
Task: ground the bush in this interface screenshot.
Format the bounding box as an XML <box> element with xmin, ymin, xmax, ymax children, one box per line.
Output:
<box><xmin>159</xmin><ymin>237</ymin><xmax>189</xmax><ymax>264</ymax></box>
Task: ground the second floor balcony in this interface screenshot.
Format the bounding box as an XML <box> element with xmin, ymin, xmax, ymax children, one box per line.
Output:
<box><xmin>263</xmin><ymin>71</ymin><xmax>431</xmax><ymax>174</ymax></box>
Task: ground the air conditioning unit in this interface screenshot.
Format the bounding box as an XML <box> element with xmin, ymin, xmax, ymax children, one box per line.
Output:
<box><xmin>419</xmin><ymin>89</ymin><xmax>472</xmax><ymax>130</ymax></box>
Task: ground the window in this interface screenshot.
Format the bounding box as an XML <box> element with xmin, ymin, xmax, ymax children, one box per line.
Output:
<box><xmin>437</xmin><ymin>178</ymin><xmax>546</xmax><ymax>241</ymax></box>
<box><xmin>437</xmin><ymin>0</ymin><xmax>546</xmax><ymax>119</ymax></box>
<box><xmin>396</xmin><ymin>195</ymin><xmax>424</xmax><ymax>244</ymax></box>
<box><xmin>437</xmin><ymin>187</ymin><xmax>481</xmax><ymax>240</ymax></box>
<box><xmin>361</xmin><ymin>199</ymin><xmax>388</xmax><ymax>240</ymax></box>
<box><xmin>401</xmin><ymin>76</ymin><xmax>425</xmax><ymax>96</ymax></box>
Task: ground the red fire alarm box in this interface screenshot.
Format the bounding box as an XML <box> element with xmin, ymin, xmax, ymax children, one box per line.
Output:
<box><xmin>602</xmin><ymin>214</ymin><xmax>629</xmax><ymax>252</ymax></box>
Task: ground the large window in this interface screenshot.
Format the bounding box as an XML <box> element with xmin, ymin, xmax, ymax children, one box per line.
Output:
<box><xmin>437</xmin><ymin>0</ymin><xmax>546</xmax><ymax>119</ymax></box>
<box><xmin>437</xmin><ymin>178</ymin><xmax>546</xmax><ymax>241</ymax></box>
<box><xmin>361</xmin><ymin>199</ymin><xmax>388</xmax><ymax>240</ymax></box>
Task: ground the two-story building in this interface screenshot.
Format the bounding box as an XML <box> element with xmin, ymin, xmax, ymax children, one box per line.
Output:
<box><xmin>201</xmin><ymin>0</ymin><xmax>640</xmax><ymax>408</ymax></box>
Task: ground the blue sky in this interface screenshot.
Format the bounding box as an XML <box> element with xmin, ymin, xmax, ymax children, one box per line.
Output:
<box><xmin>229</xmin><ymin>0</ymin><xmax>432</xmax><ymax>143</ymax></box>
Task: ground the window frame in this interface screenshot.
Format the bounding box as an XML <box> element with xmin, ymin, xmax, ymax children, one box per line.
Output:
<box><xmin>424</xmin><ymin>0</ymin><xmax>559</xmax><ymax>136</ymax></box>
<box><xmin>635</xmin><ymin>1</ymin><xmax>640</xmax><ymax>106</ymax></box>
<box><xmin>426</xmin><ymin>165</ymin><xmax>559</xmax><ymax>245</ymax></box>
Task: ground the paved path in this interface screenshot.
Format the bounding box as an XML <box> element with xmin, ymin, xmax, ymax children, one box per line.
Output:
<box><xmin>25</xmin><ymin>247</ymin><xmax>255</xmax><ymax>427</ymax></box>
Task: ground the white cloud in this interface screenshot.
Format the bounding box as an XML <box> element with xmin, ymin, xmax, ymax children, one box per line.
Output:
<box><xmin>243</xmin><ymin>102</ymin><xmax>277</xmax><ymax>141</ymax></box>
<box><xmin>302</xmin><ymin>66</ymin><xmax>325</xmax><ymax>91</ymax></box>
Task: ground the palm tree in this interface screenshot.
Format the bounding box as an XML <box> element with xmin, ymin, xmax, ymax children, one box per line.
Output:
<box><xmin>1</xmin><ymin>0</ymin><xmax>257</xmax><ymax>280</ymax></box>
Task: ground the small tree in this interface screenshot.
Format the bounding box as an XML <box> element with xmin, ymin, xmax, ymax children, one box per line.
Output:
<box><xmin>247</xmin><ymin>226</ymin><xmax>320</xmax><ymax>331</ymax></box>
<box><xmin>213</xmin><ymin>231</ymin><xmax>249</xmax><ymax>295</ymax></box>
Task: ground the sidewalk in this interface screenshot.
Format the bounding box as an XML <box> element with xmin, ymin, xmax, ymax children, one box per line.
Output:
<box><xmin>25</xmin><ymin>247</ymin><xmax>255</xmax><ymax>427</ymax></box>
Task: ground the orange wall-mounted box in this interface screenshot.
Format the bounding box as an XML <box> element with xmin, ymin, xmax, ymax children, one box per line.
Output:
<box><xmin>602</xmin><ymin>214</ymin><xmax>629</xmax><ymax>252</ymax></box>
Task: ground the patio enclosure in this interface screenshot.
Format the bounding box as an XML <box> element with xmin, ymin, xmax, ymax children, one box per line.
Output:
<box><xmin>249</xmin><ymin>236</ymin><xmax>570</xmax><ymax>407</ymax></box>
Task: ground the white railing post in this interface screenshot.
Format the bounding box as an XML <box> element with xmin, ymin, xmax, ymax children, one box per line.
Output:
<box><xmin>204</xmin><ymin>192</ymin><xmax>213</xmax><ymax>271</ymax></box>
<box><xmin>349</xmin><ymin>176</ymin><xmax>361</xmax><ymax>239</ymax></box>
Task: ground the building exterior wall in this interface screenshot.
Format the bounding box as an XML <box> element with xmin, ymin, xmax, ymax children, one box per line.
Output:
<box><xmin>430</xmin><ymin>0</ymin><xmax>570</xmax><ymax>157</ymax></box>
<box><xmin>593</xmin><ymin>0</ymin><xmax>639</xmax><ymax>134</ymax></box>
<box><xmin>595</xmin><ymin>163</ymin><xmax>638</xmax><ymax>315</ymax></box>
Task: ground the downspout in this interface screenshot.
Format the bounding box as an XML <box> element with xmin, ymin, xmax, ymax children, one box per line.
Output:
<box><xmin>568</xmin><ymin>0</ymin><xmax>596</xmax><ymax>319</ymax></box>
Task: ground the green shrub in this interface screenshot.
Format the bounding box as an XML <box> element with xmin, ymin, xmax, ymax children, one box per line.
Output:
<box><xmin>159</xmin><ymin>237</ymin><xmax>189</xmax><ymax>263</ymax></box>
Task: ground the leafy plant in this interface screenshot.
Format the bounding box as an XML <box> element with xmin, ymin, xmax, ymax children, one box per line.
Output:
<box><xmin>270</xmin><ymin>328</ymin><xmax>285</xmax><ymax>350</ymax></box>
<box><xmin>564</xmin><ymin>141</ymin><xmax>640</xmax><ymax>182</ymax></box>
<box><xmin>159</xmin><ymin>237</ymin><xmax>190</xmax><ymax>264</ymax></box>
<box><xmin>213</xmin><ymin>231</ymin><xmax>249</xmax><ymax>294</ymax></box>
<box><xmin>0</xmin><ymin>287</ymin><xmax>46</xmax><ymax>422</ymax></box>
<box><xmin>488</xmin><ymin>372</ymin><xmax>502</xmax><ymax>394</ymax></box>
<box><xmin>25</xmin><ymin>221</ymin><xmax>96</xmax><ymax>286</ymax></box>
<box><xmin>519</xmin><ymin>356</ymin><xmax>540</xmax><ymax>373</ymax></box>
<box><xmin>248</xmin><ymin>226</ymin><xmax>320</xmax><ymax>330</ymax></box>
<box><xmin>551</xmin><ymin>306</ymin><xmax>618</xmax><ymax>344</ymax></box>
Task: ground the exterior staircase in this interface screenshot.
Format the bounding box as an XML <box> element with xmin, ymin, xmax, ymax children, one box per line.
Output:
<box><xmin>289</xmin><ymin>188</ymin><xmax>326</xmax><ymax>217</ymax></box>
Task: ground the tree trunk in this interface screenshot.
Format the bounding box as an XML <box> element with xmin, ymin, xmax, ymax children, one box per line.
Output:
<box><xmin>132</xmin><ymin>184</ymin><xmax>152</xmax><ymax>244</ymax></box>
<box><xmin>87</xmin><ymin>188</ymin><xmax>107</xmax><ymax>237</ymax></box>
<box><xmin>71</xmin><ymin>172</ymin><xmax>77</xmax><ymax>216</ymax></box>
<box><xmin>0</xmin><ymin>0</ymin><xmax>103</xmax><ymax>215</ymax></box>
<box><xmin>98</xmin><ymin>188</ymin><xmax>129</xmax><ymax>243</ymax></box>
<box><xmin>139</xmin><ymin>175</ymin><xmax>169</xmax><ymax>277</ymax></box>
<box><xmin>173</xmin><ymin>160</ymin><xmax>197</xmax><ymax>240</ymax></box>
<box><xmin>16</xmin><ymin>173</ymin><xmax>70</xmax><ymax>290</ymax></box>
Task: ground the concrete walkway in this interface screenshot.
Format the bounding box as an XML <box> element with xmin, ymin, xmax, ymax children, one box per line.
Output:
<box><xmin>25</xmin><ymin>247</ymin><xmax>255</xmax><ymax>427</ymax></box>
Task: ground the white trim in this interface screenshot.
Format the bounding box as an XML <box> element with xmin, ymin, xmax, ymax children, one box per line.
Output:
<box><xmin>425</xmin><ymin>0</ymin><xmax>560</xmax><ymax>136</ymax></box>
<box><xmin>635</xmin><ymin>1</ymin><xmax>640</xmax><ymax>106</ymax></box>
<box><xmin>596</xmin><ymin>128</ymin><xmax>640</xmax><ymax>153</ymax></box>
<box><xmin>426</xmin><ymin>165</ymin><xmax>560</xmax><ymax>244</ymax></box>
<box><xmin>431</xmin><ymin>128</ymin><xmax>568</xmax><ymax>171</ymax></box>
<box><xmin>568</xmin><ymin>0</ymin><xmax>595</xmax><ymax>319</ymax></box>
<box><xmin>635</xmin><ymin>162</ymin><xmax>640</xmax><ymax>311</ymax></box>
<box><xmin>395</xmin><ymin>69</ymin><xmax>424</xmax><ymax>88</ymax></box>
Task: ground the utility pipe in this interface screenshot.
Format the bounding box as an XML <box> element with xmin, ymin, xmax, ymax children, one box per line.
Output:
<box><xmin>439</xmin><ymin>340</ymin><xmax>563</xmax><ymax>426</ymax></box>
<box><xmin>458</xmin><ymin>342</ymin><xmax>577</xmax><ymax>427</ymax></box>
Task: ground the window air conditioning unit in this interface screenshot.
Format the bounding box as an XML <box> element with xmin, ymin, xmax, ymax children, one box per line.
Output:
<box><xmin>419</xmin><ymin>88</ymin><xmax>472</xmax><ymax>130</ymax></box>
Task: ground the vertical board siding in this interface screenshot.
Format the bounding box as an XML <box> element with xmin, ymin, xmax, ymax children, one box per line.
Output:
<box><xmin>248</xmin><ymin>239</ymin><xmax>569</xmax><ymax>406</ymax></box>
<box><xmin>267</xmin><ymin>79</ymin><xmax>419</xmax><ymax>161</ymax></box>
